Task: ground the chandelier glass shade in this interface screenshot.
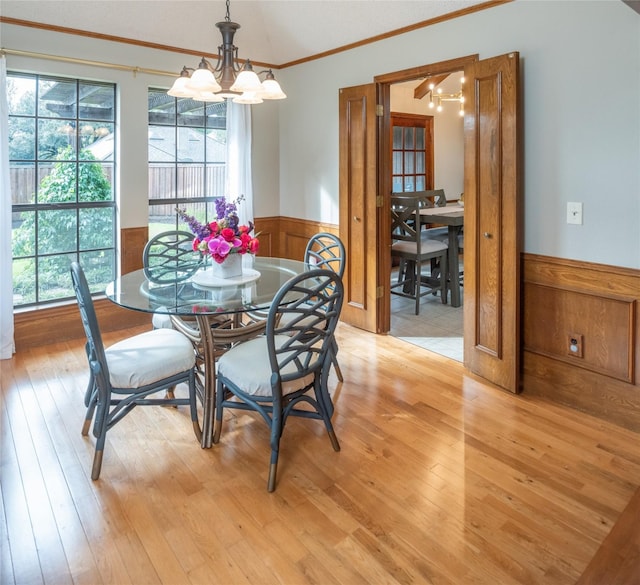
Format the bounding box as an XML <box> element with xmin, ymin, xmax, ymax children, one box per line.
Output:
<box><xmin>167</xmin><ymin>0</ymin><xmax>286</xmax><ymax>104</ymax></box>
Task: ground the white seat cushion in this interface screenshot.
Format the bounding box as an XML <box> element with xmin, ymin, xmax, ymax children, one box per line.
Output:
<box><xmin>392</xmin><ymin>238</ymin><xmax>447</xmax><ymax>255</ymax></box>
<box><xmin>106</xmin><ymin>329</ymin><xmax>195</xmax><ymax>388</ymax></box>
<box><xmin>217</xmin><ymin>335</ymin><xmax>315</xmax><ymax>398</ymax></box>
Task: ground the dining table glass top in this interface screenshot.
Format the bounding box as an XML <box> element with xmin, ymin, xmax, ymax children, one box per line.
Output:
<box><xmin>105</xmin><ymin>256</ymin><xmax>312</xmax><ymax>317</ymax></box>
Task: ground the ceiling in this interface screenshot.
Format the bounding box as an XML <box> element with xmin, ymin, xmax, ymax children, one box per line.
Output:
<box><xmin>1</xmin><ymin>0</ymin><xmax>493</xmax><ymax>66</ymax></box>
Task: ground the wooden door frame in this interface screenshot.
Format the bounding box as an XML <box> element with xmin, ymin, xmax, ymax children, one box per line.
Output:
<box><xmin>374</xmin><ymin>55</ymin><xmax>480</xmax><ymax>333</ymax></box>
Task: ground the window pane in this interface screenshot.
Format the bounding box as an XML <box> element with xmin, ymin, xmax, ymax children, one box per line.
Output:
<box><xmin>149</xmin><ymin>204</ymin><xmax>179</xmax><ymax>237</ymax></box>
<box><xmin>13</xmin><ymin>257</ymin><xmax>36</xmax><ymax>306</ymax></box>
<box><xmin>416</xmin><ymin>152</ymin><xmax>425</xmax><ymax>173</ymax></box>
<box><xmin>177</xmin><ymin>164</ymin><xmax>205</xmax><ymax>198</ymax></box>
<box><xmin>149</xmin><ymin>126</ymin><xmax>176</xmax><ymax>162</ymax></box>
<box><xmin>416</xmin><ymin>175</ymin><xmax>426</xmax><ymax>190</ymax></box>
<box><xmin>149</xmin><ymin>163</ymin><xmax>176</xmax><ymax>200</ymax></box>
<box><xmin>178</xmin><ymin>127</ymin><xmax>204</xmax><ymax>162</ymax></box>
<box><xmin>205</xmin><ymin>134</ymin><xmax>226</xmax><ymax>164</ymax></box>
<box><xmin>392</xmin><ymin>151</ymin><xmax>403</xmax><ymax>175</ymax></box>
<box><xmin>38</xmin><ymin>253</ymin><xmax>76</xmax><ymax>301</ymax></box>
<box><xmin>404</xmin><ymin>128</ymin><xmax>414</xmax><ymax>149</ymax></box>
<box><xmin>416</xmin><ymin>128</ymin><xmax>425</xmax><ymax>150</ymax></box>
<box><xmin>80</xmin><ymin>122</ymin><xmax>114</xmax><ymax>153</ymax></box>
<box><xmin>38</xmin><ymin>119</ymin><xmax>76</xmax><ymax>160</ymax></box>
<box><xmin>392</xmin><ymin>177</ymin><xmax>403</xmax><ymax>192</ymax></box>
<box><xmin>78</xmin><ymin>162</ymin><xmax>113</xmax><ymax>202</ymax></box>
<box><xmin>205</xmin><ymin>164</ymin><xmax>225</xmax><ymax>197</ymax></box>
<box><xmin>404</xmin><ymin>152</ymin><xmax>414</xmax><ymax>174</ymax></box>
<box><xmin>38</xmin><ymin>78</ymin><xmax>76</xmax><ymax>118</ymax></box>
<box><xmin>148</xmin><ymin>90</ymin><xmax>176</xmax><ymax>125</ymax></box>
<box><xmin>12</xmin><ymin>210</ymin><xmax>35</xmax><ymax>257</ymax></box>
<box><xmin>80</xmin><ymin>208</ymin><xmax>114</xmax><ymax>250</ymax></box>
<box><xmin>8</xmin><ymin>117</ymin><xmax>35</xmax><ymax>160</ymax></box>
<box><xmin>404</xmin><ymin>177</ymin><xmax>415</xmax><ymax>192</ymax></box>
<box><xmin>37</xmin><ymin>209</ymin><xmax>77</xmax><ymax>254</ymax></box>
<box><xmin>10</xmin><ymin>163</ymin><xmax>36</xmax><ymax>205</ymax></box>
<box><xmin>205</xmin><ymin>102</ymin><xmax>226</xmax><ymax>129</ymax></box>
<box><xmin>393</xmin><ymin>126</ymin><xmax>402</xmax><ymax>149</ymax></box>
<box><xmin>7</xmin><ymin>76</ymin><xmax>36</xmax><ymax>116</ymax></box>
<box><xmin>177</xmin><ymin>99</ymin><xmax>205</xmax><ymax>127</ymax></box>
<box><xmin>38</xmin><ymin>162</ymin><xmax>77</xmax><ymax>203</ymax></box>
<box><xmin>79</xmin><ymin>82</ymin><xmax>115</xmax><ymax>121</ymax></box>
<box><xmin>80</xmin><ymin>250</ymin><xmax>115</xmax><ymax>294</ymax></box>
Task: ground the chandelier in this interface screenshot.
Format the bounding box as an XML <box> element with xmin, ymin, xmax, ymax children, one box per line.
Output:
<box><xmin>167</xmin><ymin>0</ymin><xmax>286</xmax><ymax>104</ymax></box>
<box><xmin>426</xmin><ymin>76</ymin><xmax>465</xmax><ymax>116</ymax></box>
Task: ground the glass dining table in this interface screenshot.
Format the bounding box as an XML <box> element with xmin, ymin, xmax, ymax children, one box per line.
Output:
<box><xmin>105</xmin><ymin>256</ymin><xmax>312</xmax><ymax>447</ymax></box>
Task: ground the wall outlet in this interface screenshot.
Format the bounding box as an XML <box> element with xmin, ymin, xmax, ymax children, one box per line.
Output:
<box><xmin>567</xmin><ymin>202</ymin><xmax>583</xmax><ymax>225</ymax></box>
<box><xmin>567</xmin><ymin>333</ymin><xmax>583</xmax><ymax>357</ymax></box>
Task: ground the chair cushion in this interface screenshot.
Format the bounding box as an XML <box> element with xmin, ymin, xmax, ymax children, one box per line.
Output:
<box><xmin>392</xmin><ymin>239</ymin><xmax>447</xmax><ymax>255</ymax></box>
<box><xmin>217</xmin><ymin>335</ymin><xmax>315</xmax><ymax>398</ymax></box>
<box><xmin>106</xmin><ymin>329</ymin><xmax>195</xmax><ymax>389</ymax></box>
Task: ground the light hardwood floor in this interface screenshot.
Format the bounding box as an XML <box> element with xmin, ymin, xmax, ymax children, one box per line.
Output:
<box><xmin>1</xmin><ymin>322</ymin><xmax>639</xmax><ymax>584</ymax></box>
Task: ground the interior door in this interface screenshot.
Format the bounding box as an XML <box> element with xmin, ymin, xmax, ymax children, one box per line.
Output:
<box><xmin>338</xmin><ymin>83</ymin><xmax>381</xmax><ymax>332</ymax></box>
<box><xmin>463</xmin><ymin>52</ymin><xmax>522</xmax><ymax>393</ymax></box>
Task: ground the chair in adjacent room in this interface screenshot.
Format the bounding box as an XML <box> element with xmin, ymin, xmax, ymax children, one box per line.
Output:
<box><xmin>391</xmin><ymin>193</ymin><xmax>448</xmax><ymax>315</ymax></box>
<box><xmin>213</xmin><ymin>269</ymin><xmax>344</xmax><ymax>492</ymax></box>
<box><xmin>70</xmin><ymin>261</ymin><xmax>200</xmax><ymax>480</ymax></box>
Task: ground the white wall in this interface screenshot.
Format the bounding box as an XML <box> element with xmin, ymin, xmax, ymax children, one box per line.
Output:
<box><xmin>2</xmin><ymin>0</ymin><xmax>639</xmax><ymax>268</ymax></box>
<box><xmin>278</xmin><ymin>0</ymin><xmax>640</xmax><ymax>269</ymax></box>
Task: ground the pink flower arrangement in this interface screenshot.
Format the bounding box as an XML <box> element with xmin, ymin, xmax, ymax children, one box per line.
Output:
<box><xmin>176</xmin><ymin>196</ymin><xmax>259</xmax><ymax>264</ymax></box>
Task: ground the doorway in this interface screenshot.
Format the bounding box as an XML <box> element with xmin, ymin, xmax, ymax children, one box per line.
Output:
<box><xmin>388</xmin><ymin>74</ymin><xmax>465</xmax><ymax>361</ymax></box>
<box><xmin>339</xmin><ymin>51</ymin><xmax>522</xmax><ymax>393</ymax></box>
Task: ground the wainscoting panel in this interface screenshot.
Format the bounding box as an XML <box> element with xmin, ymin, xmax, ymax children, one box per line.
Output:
<box><xmin>121</xmin><ymin>226</ymin><xmax>148</xmax><ymax>274</ymax></box>
<box><xmin>523</xmin><ymin>254</ymin><xmax>640</xmax><ymax>431</ymax></box>
<box><xmin>256</xmin><ymin>216</ymin><xmax>339</xmax><ymax>260</ymax></box>
<box><xmin>14</xmin><ymin>299</ymin><xmax>150</xmax><ymax>351</ymax></box>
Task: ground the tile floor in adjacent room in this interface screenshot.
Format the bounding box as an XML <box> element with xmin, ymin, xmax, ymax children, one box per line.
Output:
<box><xmin>389</xmin><ymin>267</ymin><xmax>463</xmax><ymax>362</ymax></box>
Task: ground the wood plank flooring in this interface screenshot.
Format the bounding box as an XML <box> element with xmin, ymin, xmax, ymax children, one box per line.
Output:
<box><xmin>1</xmin><ymin>322</ymin><xmax>639</xmax><ymax>584</ymax></box>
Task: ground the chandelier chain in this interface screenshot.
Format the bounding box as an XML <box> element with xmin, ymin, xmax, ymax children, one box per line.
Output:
<box><xmin>225</xmin><ymin>0</ymin><xmax>231</xmax><ymax>22</ymax></box>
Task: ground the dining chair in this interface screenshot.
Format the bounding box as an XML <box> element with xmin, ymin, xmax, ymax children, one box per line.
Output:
<box><xmin>391</xmin><ymin>193</ymin><xmax>448</xmax><ymax>315</ymax></box>
<box><xmin>213</xmin><ymin>269</ymin><xmax>344</xmax><ymax>492</ymax></box>
<box><xmin>143</xmin><ymin>229</ymin><xmax>204</xmax><ymax>331</ymax></box>
<box><xmin>70</xmin><ymin>261</ymin><xmax>200</xmax><ymax>480</ymax></box>
<box><xmin>143</xmin><ymin>230</ymin><xmax>203</xmax><ymax>284</ymax></box>
<box><xmin>303</xmin><ymin>233</ymin><xmax>345</xmax><ymax>382</ymax></box>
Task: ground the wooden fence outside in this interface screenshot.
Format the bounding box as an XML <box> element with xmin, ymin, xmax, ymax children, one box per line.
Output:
<box><xmin>10</xmin><ymin>164</ymin><xmax>225</xmax><ymax>219</ymax></box>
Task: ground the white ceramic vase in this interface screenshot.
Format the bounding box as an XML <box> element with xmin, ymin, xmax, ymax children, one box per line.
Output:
<box><xmin>210</xmin><ymin>253</ymin><xmax>243</xmax><ymax>279</ymax></box>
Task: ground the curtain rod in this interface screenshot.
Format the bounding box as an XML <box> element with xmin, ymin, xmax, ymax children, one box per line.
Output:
<box><xmin>0</xmin><ymin>47</ymin><xmax>175</xmax><ymax>78</ymax></box>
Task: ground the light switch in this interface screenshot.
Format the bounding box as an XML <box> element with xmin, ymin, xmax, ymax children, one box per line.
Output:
<box><xmin>567</xmin><ymin>202</ymin><xmax>583</xmax><ymax>225</ymax></box>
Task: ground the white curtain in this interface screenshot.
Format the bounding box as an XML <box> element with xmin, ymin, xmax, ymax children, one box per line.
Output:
<box><xmin>0</xmin><ymin>56</ymin><xmax>15</xmax><ymax>359</ymax></box>
<box><xmin>225</xmin><ymin>102</ymin><xmax>253</xmax><ymax>227</ymax></box>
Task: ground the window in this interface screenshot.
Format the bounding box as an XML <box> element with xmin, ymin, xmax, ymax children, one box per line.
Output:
<box><xmin>8</xmin><ymin>73</ymin><xmax>117</xmax><ymax>306</ymax></box>
<box><xmin>391</xmin><ymin>113</ymin><xmax>434</xmax><ymax>193</ymax></box>
<box><xmin>148</xmin><ymin>89</ymin><xmax>227</xmax><ymax>236</ymax></box>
